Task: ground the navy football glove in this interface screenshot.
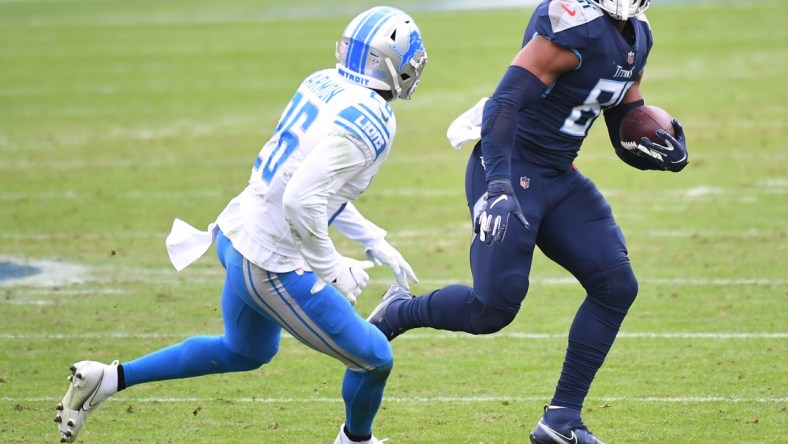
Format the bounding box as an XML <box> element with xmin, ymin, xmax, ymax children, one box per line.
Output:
<box><xmin>474</xmin><ymin>179</ymin><xmax>529</xmax><ymax>245</ymax></box>
<box><xmin>632</xmin><ymin>119</ymin><xmax>688</xmax><ymax>172</ymax></box>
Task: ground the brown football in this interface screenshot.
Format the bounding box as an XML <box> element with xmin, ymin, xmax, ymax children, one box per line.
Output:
<box><xmin>619</xmin><ymin>105</ymin><xmax>675</xmax><ymax>144</ymax></box>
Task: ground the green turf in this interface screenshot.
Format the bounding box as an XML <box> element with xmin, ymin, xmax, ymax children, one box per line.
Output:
<box><xmin>1</xmin><ymin>1</ymin><xmax>786</xmax><ymax>443</ymax></box>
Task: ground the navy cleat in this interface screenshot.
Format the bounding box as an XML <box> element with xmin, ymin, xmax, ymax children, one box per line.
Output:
<box><xmin>529</xmin><ymin>406</ymin><xmax>605</xmax><ymax>444</ymax></box>
<box><xmin>366</xmin><ymin>284</ymin><xmax>413</xmax><ymax>341</ymax></box>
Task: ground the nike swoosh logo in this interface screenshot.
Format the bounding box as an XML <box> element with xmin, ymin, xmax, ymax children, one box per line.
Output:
<box><xmin>83</xmin><ymin>386</ymin><xmax>103</xmax><ymax>411</ymax></box>
<box><xmin>80</xmin><ymin>371</ymin><xmax>105</xmax><ymax>411</ymax></box>
<box><xmin>379</xmin><ymin>105</ymin><xmax>392</xmax><ymax>123</ymax></box>
<box><xmin>671</xmin><ymin>152</ymin><xmax>687</xmax><ymax>164</ymax></box>
<box><xmin>489</xmin><ymin>195</ymin><xmax>508</xmax><ymax>209</ymax></box>
<box><xmin>561</xmin><ymin>2</ymin><xmax>577</xmax><ymax>16</ymax></box>
<box><xmin>538</xmin><ymin>420</ymin><xmax>578</xmax><ymax>444</ymax></box>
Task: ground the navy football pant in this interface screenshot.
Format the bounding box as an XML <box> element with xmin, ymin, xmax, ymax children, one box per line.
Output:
<box><xmin>396</xmin><ymin>143</ymin><xmax>638</xmax><ymax>411</ymax></box>
<box><xmin>122</xmin><ymin>231</ymin><xmax>393</xmax><ymax>436</ymax></box>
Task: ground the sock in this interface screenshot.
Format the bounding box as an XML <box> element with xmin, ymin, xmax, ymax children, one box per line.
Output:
<box><xmin>100</xmin><ymin>362</ymin><xmax>120</xmax><ymax>396</ymax></box>
<box><xmin>344</xmin><ymin>424</ymin><xmax>372</xmax><ymax>442</ymax></box>
<box><xmin>117</xmin><ymin>363</ymin><xmax>126</xmax><ymax>391</ymax></box>
<box><xmin>543</xmin><ymin>405</ymin><xmax>582</xmax><ymax>427</ymax></box>
<box><xmin>550</xmin><ymin>298</ymin><xmax>624</xmax><ymax>411</ymax></box>
<box><xmin>399</xmin><ymin>284</ymin><xmax>475</xmax><ymax>332</ymax></box>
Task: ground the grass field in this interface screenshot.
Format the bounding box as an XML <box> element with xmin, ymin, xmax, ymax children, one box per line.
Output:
<box><xmin>1</xmin><ymin>0</ymin><xmax>786</xmax><ymax>443</ymax></box>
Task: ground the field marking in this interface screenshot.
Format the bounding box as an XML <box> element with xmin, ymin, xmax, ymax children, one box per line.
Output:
<box><xmin>1</xmin><ymin>185</ymin><xmax>786</xmax><ymax>200</ymax></box>
<box><xmin>0</xmin><ymin>287</ymin><xmax>124</xmax><ymax>304</ymax></box>
<box><xmin>0</xmin><ymin>231</ymin><xmax>172</xmax><ymax>240</ymax></box>
<box><xmin>3</xmin><ymin>395</ymin><xmax>785</xmax><ymax>404</ymax></box>
<box><xmin>0</xmin><ymin>246</ymin><xmax>784</xmax><ymax>289</ymax></box>
<box><xmin>2</xmin><ymin>275</ymin><xmax>786</xmax><ymax>289</ymax></box>
<box><xmin>0</xmin><ymin>258</ymin><xmax>89</xmax><ymax>287</ymax></box>
<box><xmin>1</xmin><ymin>332</ymin><xmax>785</xmax><ymax>340</ymax></box>
<box><xmin>0</xmin><ymin>190</ymin><xmax>228</xmax><ymax>200</ymax></box>
<box><xmin>2</xmin><ymin>253</ymin><xmax>785</xmax><ymax>289</ymax></box>
<box><xmin>75</xmin><ymin>276</ymin><xmax>788</xmax><ymax>287</ymax></box>
<box><xmin>2</xmin><ymin>0</ymin><xmax>779</xmax><ymax>28</ymax></box>
<box><xmin>8</xmin><ymin>288</ymin><xmax>125</xmax><ymax>296</ymax></box>
<box><xmin>0</xmin><ymin>0</ymin><xmax>543</xmax><ymax>28</ymax></box>
<box><xmin>0</xmin><ymin>158</ymin><xmax>251</xmax><ymax>170</ymax></box>
<box><xmin>0</xmin><ymin>299</ymin><xmax>53</xmax><ymax>305</ymax></box>
<box><xmin>0</xmin><ymin>228</ymin><xmax>784</xmax><ymax>241</ymax></box>
<box><xmin>3</xmin><ymin>138</ymin><xmax>785</xmax><ymax>163</ymax></box>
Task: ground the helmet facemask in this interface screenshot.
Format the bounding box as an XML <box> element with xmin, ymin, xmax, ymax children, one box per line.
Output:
<box><xmin>592</xmin><ymin>0</ymin><xmax>650</xmax><ymax>21</ymax></box>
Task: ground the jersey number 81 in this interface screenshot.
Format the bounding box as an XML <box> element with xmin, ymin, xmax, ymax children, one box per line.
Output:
<box><xmin>561</xmin><ymin>79</ymin><xmax>634</xmax><ymax>137</ymax></box>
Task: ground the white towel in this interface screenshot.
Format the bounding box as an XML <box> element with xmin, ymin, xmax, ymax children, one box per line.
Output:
<box><xmin>446</xmin><ymin>97</ymin><xmax>488</xmax><ymax>150</ymax></box>
<box><xmin>165</xmin><ymin>218</ymin><xmax>218</xmax><ymax>271</ymax></box>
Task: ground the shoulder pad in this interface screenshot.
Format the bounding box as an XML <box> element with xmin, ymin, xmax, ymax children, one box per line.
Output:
<box><xmin>547</xmin><ymin>0</ymin><xmax>605</xmax><ymax>33</ymax></box>
<box><xmin>635</xmin><ymin>12</ymin><xmax>654</xmax><ymax>53</ymax></box>
<box><xmin>335</xmin><ymin>103</ymin><xmax>394</xmax><ymax>160</ymax></box>
<box><xmin>531</xmin><ymin>0</ymin><xmax>605</xmax><ymax>50</ymax></box>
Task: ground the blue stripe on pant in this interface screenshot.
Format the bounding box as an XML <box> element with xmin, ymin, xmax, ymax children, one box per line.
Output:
<box><xmin>123</xmin><ymin>230</ymin><xmax>393</xmax><ymax>436</ymax></box>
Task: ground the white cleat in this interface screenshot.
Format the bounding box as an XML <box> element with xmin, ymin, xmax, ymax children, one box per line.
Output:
<box><xmin>334</xmin><ymin>423</ymin><xmax>388</xmax><ymax>444</ymax></box>
<box><xmin>55</xmin><ymin>360</ymin><xmax>119</xmax><ymax>443</ymax></box>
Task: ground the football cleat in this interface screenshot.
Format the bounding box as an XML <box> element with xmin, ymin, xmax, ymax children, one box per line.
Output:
<box><xmin>55</xmin><ymin>360</ymin><xmax>119</xmax><ymax>443</ymax></box>
<box><xmin>333</xmin><ymin>423</ymin><xmax>387</xmax><ymax>444</ymax></box>
<box><xmin>529</xmin><ymin>410</ymin><xmax>605</xmax><ymax>444</ymax></box>
<box><xmin>366</xmin><ymin>284</ymin><xmax>413</xmax><ymax>341</ymax></box>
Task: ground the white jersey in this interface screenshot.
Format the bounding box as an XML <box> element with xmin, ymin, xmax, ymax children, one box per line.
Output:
<box><xmin>216</xmin><ymin>68</ymin><xmax>396</xmax><ymax>282</ymax></box>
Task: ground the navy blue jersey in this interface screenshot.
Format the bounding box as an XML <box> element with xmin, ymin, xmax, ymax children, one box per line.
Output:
<box><xmin>517</xmin><ymin>0</ymin><xmax>653</xmax><ymax>170</ymax></box>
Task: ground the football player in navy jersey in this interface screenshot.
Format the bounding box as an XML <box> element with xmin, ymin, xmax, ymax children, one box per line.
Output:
<box><xmin>368</xmin><ymin>0</ymin><xmax>687</xmax><ymax>442</ymax></box>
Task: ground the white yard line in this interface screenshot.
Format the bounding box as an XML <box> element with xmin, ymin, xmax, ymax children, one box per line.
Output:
<box><xmin>76</xmin><ymin>276</ymin><xmax>788</xmax><ymax>286</ymax></box>
<box><xmin>2</xmin><ymin>275</ymin><xmax>786</xmax><ymax>290</ymax></box>
<box><xmin>0</xmin><ymin>228</ymin><xmax>783</xmax><ymax>240</ymax></box>
<box><xmin>1</xmin><ymin>332</ymin><xmax>785</xmax><ymax>340</ymax></box>
<box><xmin>2</xmin><ymin>395</ymin><xmax>784</xmax><ymax>404</ymax></box>
<box><xmin>1</xmin><ymin>186</ymin><xmax>786</xmax><ymax>200</ymax></box>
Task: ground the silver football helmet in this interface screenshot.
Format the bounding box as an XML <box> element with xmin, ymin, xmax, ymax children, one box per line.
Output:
<box><xmin>591</xmin><ymin>0</ymin><xmax>650</xmax><ymax>21</ymax></box>
<box><xmin>336</xmin><ymin>6</ymin><xmax>427</xmax><ymax>100</ymax></box>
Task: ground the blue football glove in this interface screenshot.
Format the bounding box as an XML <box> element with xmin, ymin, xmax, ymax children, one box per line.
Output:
<box><xmin>630</xmin><ymin>119</ymin><xmax>688</xmax><ymax>172</ymax></box>
<box><xmin>474</xmin><ymin>179</ymin><xmax>530</xmax><ymax>245</ymax></box>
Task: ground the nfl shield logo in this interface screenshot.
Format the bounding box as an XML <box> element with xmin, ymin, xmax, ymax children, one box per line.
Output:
<box><xmin>627</xmin><ymin>51</ymin><xmax>635</xmax><ymax>65</ymax></box>
<box><xmin>519</xmin><ymin>176</ymin><xmax>530</xmax><ymax>189</ymax></box>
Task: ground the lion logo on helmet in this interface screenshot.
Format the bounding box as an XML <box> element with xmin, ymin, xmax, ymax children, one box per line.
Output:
<box><xmin>390</xmin><ymin>30</ymin><xmax>424</xmax><ymax>71</ymax></box>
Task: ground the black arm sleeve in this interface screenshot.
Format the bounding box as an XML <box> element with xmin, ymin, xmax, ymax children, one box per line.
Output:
<box><xmin>481</xmin><ymin>65</ymin><xmax>548</xmax><ymax>182</ymax></box>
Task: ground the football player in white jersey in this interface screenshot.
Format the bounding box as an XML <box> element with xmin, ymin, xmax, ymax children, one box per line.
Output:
<box><xmin>54</xmin><ymin>7</ymin><xmax>426</xmax><ymax>444</ymax></box>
